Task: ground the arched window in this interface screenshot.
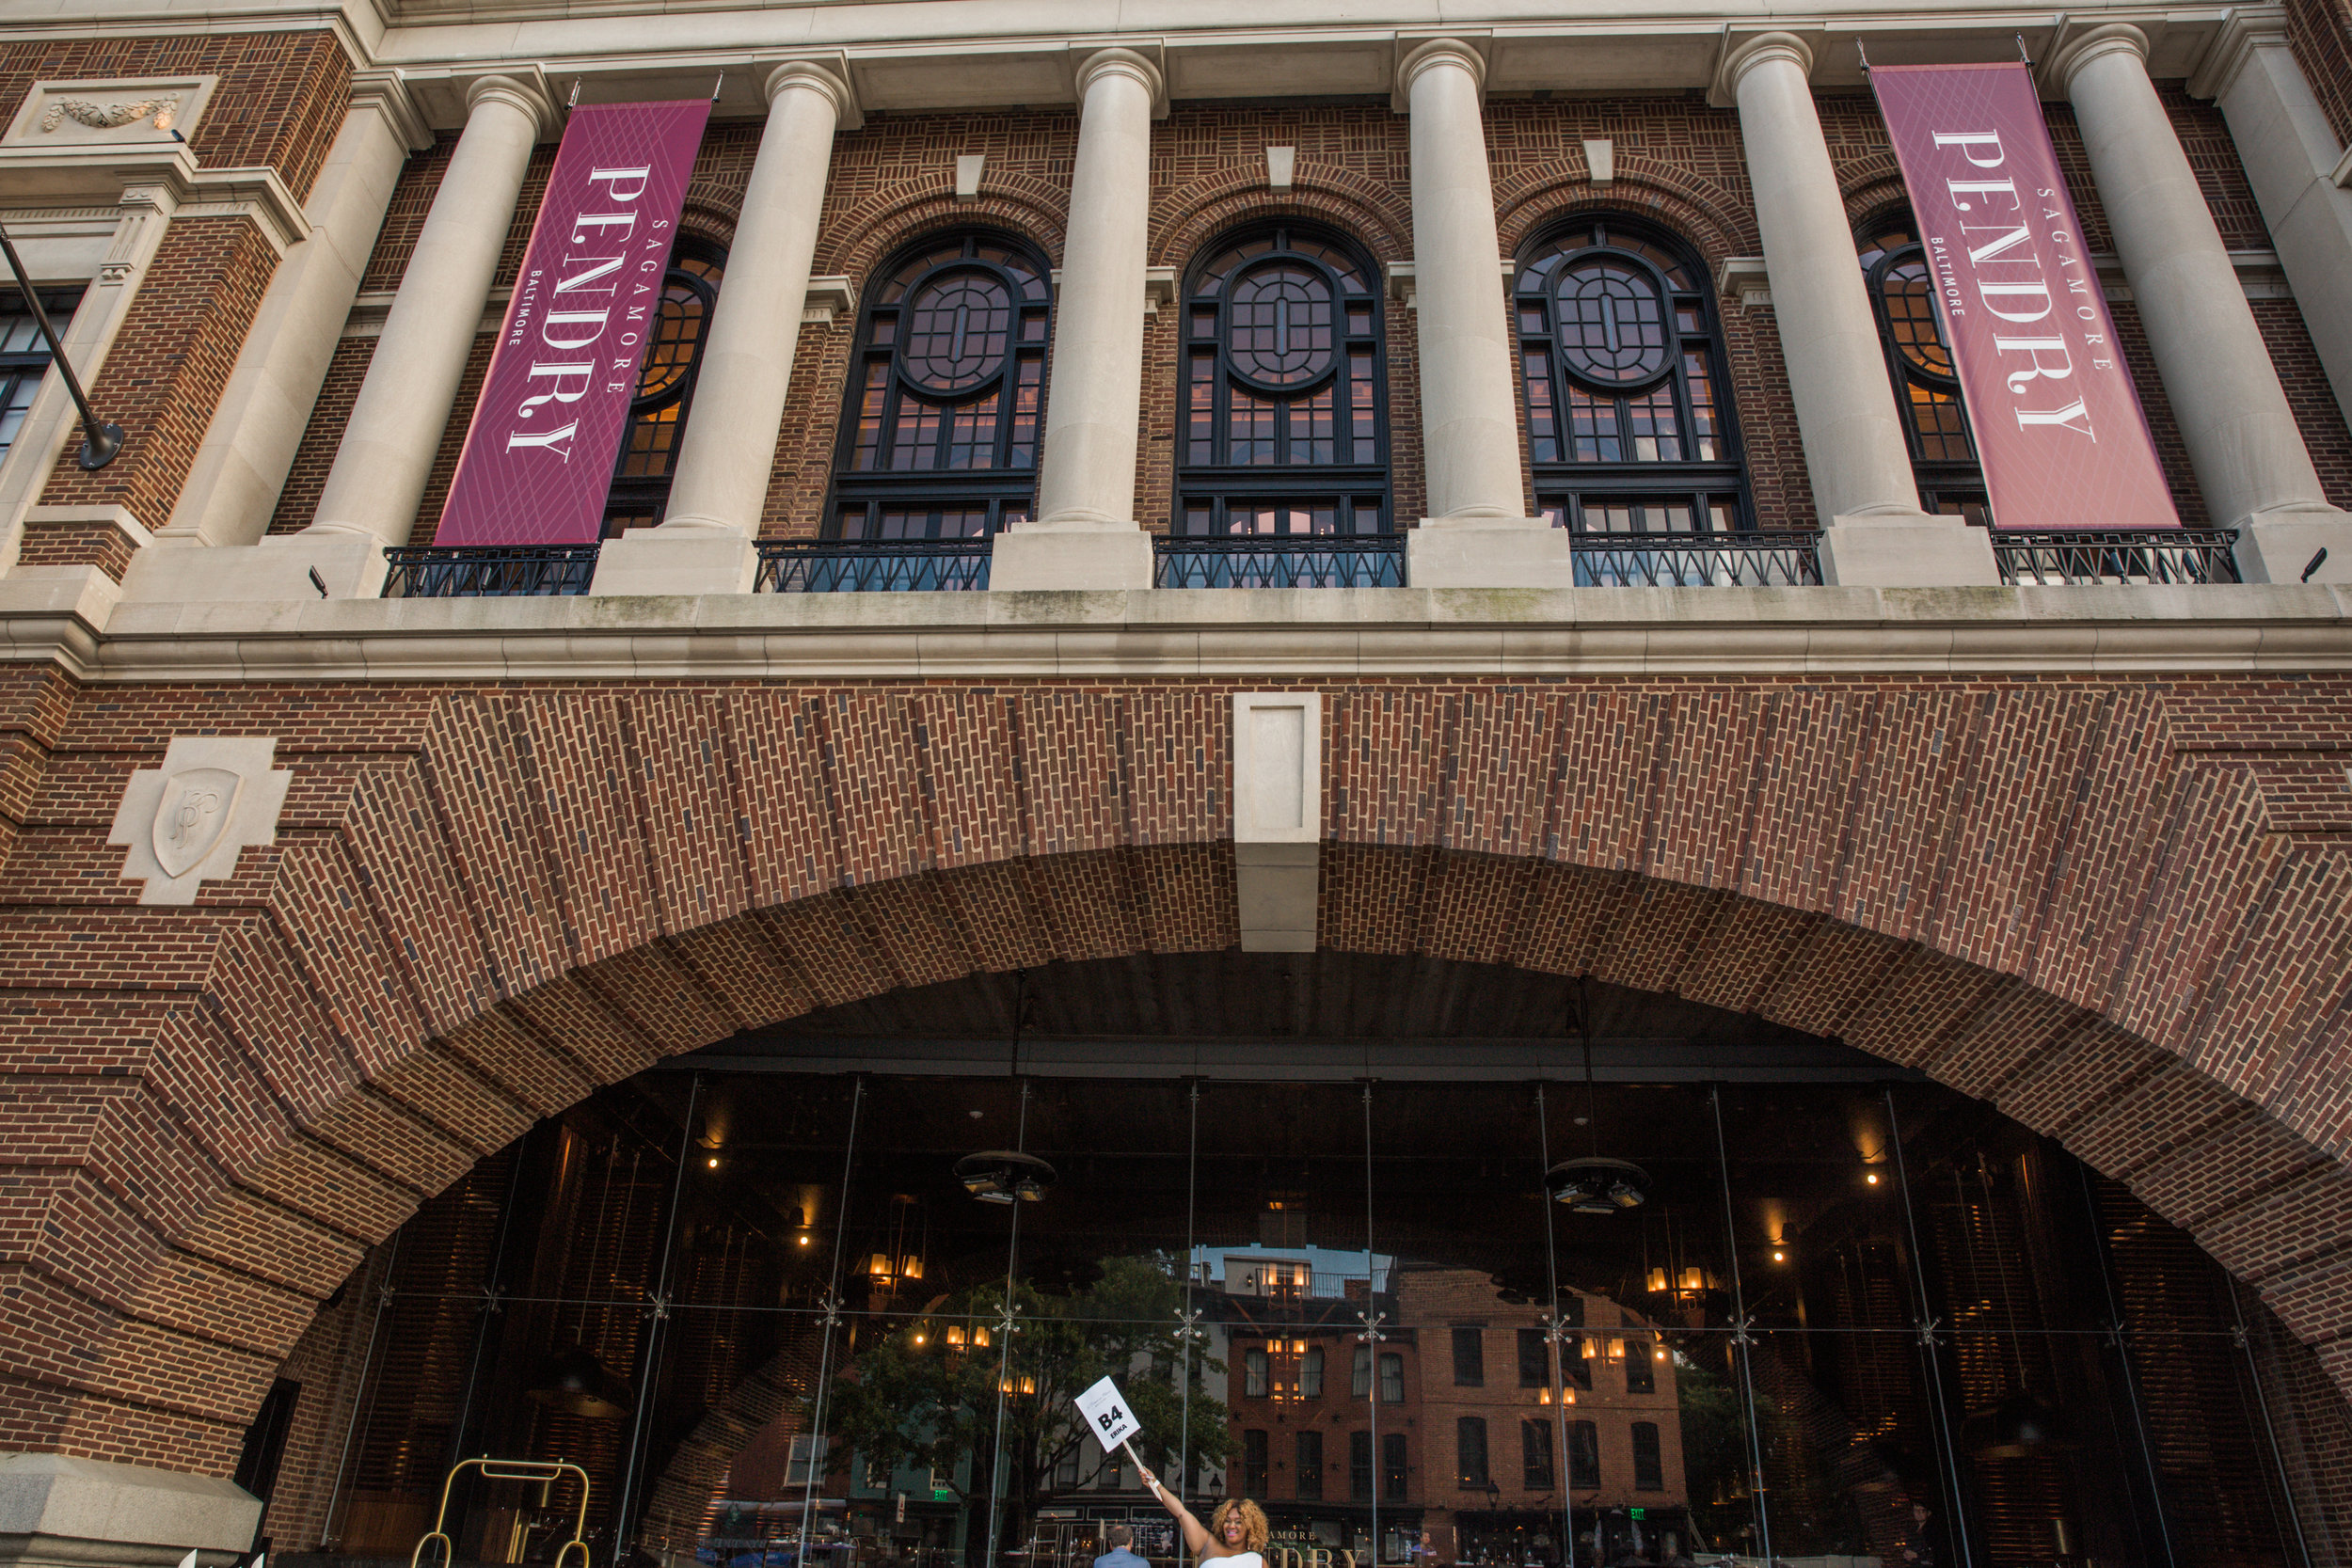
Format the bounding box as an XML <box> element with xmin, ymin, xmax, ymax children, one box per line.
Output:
<box><xmin>604</xmin><ymin>235</ymin><xmax>724</xmax><ymax>534</ymax></box>
<box><xmin>828</xmin><ymin>230</ymin><xmax>1052</xmax><ymax>540</ymax></box>
<box><xmin>1175</xmin><ymin>225</ymin><xmax>1390</xmax><ymax>538</ymax></box>
<box><xmin>1515</xmin><ymin>218</ymin><xmax>1748</xmax><ymax>534</ymax></box>
<box><xmin>1857</xmin><ymin>215</ymin><xmax>1990</xmax><ymax>524</ymax></box>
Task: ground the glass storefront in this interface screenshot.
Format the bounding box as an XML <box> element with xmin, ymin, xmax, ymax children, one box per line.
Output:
<box><xmin>278</xmin><ymin>1028</ymin><xmax>2336</xmax><ymax>1568</ymax></box>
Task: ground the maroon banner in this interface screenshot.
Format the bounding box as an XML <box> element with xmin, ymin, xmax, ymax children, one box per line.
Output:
<box><xmin>436</xmin><ymin>99</ymin><xmax>710</xmax><ymax>546</ymax></box>
<box><xmin>1870</xmin><ymin>62</ymin><xmax>2178</xmax><ymax>531</ymax></box>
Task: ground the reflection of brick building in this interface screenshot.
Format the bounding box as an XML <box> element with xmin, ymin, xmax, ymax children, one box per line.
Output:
<box><xmin>1213</xmin><ymin>1252</ymin><xmax>1689</xmax><ymax>1567</ymax></box>
<box><xmin>1392</xmin><ymin>1272</ymin><xmax>1687</xmax><ymax>1566</ymax></box>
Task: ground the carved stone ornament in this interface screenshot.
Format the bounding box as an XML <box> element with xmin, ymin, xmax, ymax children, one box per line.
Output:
<box><xmin>108</xmin><ymin>736</ymin><xmax>292</xmax><ymax>905</ymax></box>
<box><xmin>41</xmin><ymin>95</ymin><xmax>179</xmax><ymax>133</ymax></box>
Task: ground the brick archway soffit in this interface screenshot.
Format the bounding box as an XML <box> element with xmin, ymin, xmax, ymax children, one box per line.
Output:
<box><xmin>1493</xmin><ymin>167</ymin><xmax>1760</xmax><ymax>265</ymax></box>
<box><xmin>817</xmin><ymin>182</ymin><xmax>1070</xmax><ymax>279</ymax></box>
<box><xmin>1150</xmin><ymin>170</ymin><xmax>1412</xmax><ymax>270</ymax></box>
<box><xmin>24</xmin><ymin>680</ymin><xmax>2352</xmax><ymax>1456</ymax></box>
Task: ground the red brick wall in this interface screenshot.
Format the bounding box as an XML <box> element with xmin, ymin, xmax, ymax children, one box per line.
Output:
<box><xmin>39</xmin><ymin>217</ymin><xmax>280</xmax><ymax>533</ymax></box>
<box><xmin>2288</xmin><ymin>0</ymin><xmax>2352</xmax><ymax>149</ymax></box>
<box><xmin>0</xmin><ymin>32</ymin><xmax>349</xmax><ymax>203</ymax></box>
<box><xmin>1</xmin><ymin>670</ymin><xmax>2351</xmax><ymax>1481</ymax></box>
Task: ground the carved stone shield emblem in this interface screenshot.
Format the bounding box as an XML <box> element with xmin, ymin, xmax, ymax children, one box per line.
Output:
<box><xmin>152</xmin><ymin>768</ymin><xmax>243</xmax><ymax>879</ymax></box>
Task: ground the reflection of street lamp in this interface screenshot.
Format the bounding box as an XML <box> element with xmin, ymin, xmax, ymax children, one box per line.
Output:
<box><xmin>1485</xmin><ymin>1482</ymin><xmax>1502</xmax><ymax>1513</ymax></box>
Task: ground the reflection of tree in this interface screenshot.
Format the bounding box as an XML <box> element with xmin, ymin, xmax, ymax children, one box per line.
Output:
<box><xmin>1672</xmin><ymin>1358</ymin><xmax>1748</xmax><ymax>1550</ymax></box>
<box><xmin>826</xmin><ymin>1257</ymin><xmax>1232</xmax><ymax>1560</ymax></box>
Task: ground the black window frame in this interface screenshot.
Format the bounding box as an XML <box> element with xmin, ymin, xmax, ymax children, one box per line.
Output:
<box><xmin>1175</xmin><ymin>222</ymin><xmax>1391</xmax><ymax>540</ymax></box>
<box><xmin>1455</xmin><ymin>1416</ymin><xmax>1489</xmax><ymax>1487</ymax></box>
<box><xmin>1567</xmin><ymin>1419</ymin><xmax>1600</xmax><ymax>1490</ymax></box>
<box><xmin>826</xmin><ymin>228</ymin><xmax>1053</xmax><ymax>542</ymax></box>
<box><xmin>1625</xmin><ymin>1342</ymin><xmax>1655</xmax><ymax>1395</ymax></box>
<box><xmin>1514</xmin><ymin>215</ymin><xmax>1753</xmax><ymax>537</ymax></box>
<box><xmin>1242</xmin><ymin>1428</ymin><xmax>1269</xmax><ymax>1497</ymax></box>
<box><xmin>1452</xmin><ymin>1324</ymin><xmax>1486</xmax><ymax>1386</ymax></box>
<box><xmin>1630</xmin><ymin>1421</ymin><xmax>1664</xmax><ymax>1491</ymax></box>
<box><xmin>1517</xmin><ymin>1327</ymin><xmax>1548</xmax><ymax>1388</ymax></box>
<box><xmin>1519</xmin><ymin>1418</ymin><xmax>1554</xmax><ymax>1490</ymax></box>
<box><xmin>602</xmin><ymin>233</ymin><xmax>725</xmax><ymax>535</ymax></box>
<box><xmin>1349</xmin><ymin>1429</ymin><xmax>1374</xmax><ymax>1500</ymax></box>
<box><xmin>1295</xmin><ymin>1429</ymin><xmax>1323</xmax><ymax>1500</ymax></box>
<box><xmin>1378</xmin><ymin>1350</ymin><xmax>1405</xmax><ymax>1404</ymax></box>
<box><xmin>1857</xmin><ymin>210</ymin><xmax>1991</xmax><ymax>525</ymax></box>
<box><xmin>1381</xmin><ymin>1433</ymin><xmax>1408</xmax><ymax>1502</ymax></box>
<box><xmin>0</xmin><ymin>286</ymin><xmax>87</xmax><ymax>465</ymax></box>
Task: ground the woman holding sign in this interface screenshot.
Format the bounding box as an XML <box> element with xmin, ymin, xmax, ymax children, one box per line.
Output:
<box><xmin>1133</xmin><ymin>1460</ymin><xmax>1268</xmax><ymax>1568</ymax></box>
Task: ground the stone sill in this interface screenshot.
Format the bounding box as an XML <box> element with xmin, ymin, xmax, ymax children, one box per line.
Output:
<box><xmin>5</xmin><ymin>573</ymin><xmax>2351</xmax><ymax>681</ymax></box>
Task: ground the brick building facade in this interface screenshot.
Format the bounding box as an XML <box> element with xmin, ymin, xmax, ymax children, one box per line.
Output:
<box><xmin>2</xmin><ymin>0</ymin><xmax>2352</xmax><ymax>1563</ymax></box>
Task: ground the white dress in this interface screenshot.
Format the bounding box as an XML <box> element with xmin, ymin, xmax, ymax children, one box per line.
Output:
<box><xmin>1210</xmin><ymin>1554</ymin><xmax>1266</xmax><ymax>1568</ymax></box>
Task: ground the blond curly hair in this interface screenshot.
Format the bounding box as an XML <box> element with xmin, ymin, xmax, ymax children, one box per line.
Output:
<box><xmin>1208</xmin><ymin>1498</ymin><xmax>1270</xmax><ymax>1554</ymax></box>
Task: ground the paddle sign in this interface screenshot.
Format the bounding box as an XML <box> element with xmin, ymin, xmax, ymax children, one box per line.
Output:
<box><xmin>1075</xmin><ymin>1374</ymin><xmax>1141</xmax><ymax>1453</ymax></box>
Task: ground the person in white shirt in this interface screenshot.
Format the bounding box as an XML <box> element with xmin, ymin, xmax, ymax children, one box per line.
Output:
<box><xmin>1133</xmin><ymin>1464</ymin><xmax>1268</xmax><ymax>1568</ymax></box>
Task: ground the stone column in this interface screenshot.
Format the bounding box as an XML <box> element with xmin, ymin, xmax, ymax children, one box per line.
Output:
<box><xmin>2056</xmin><ymin>24</ymin><xmax>2351</xmax><ymax>584</ymax></box>
<box><xmin>1396</xmin><ymin>40</ymin><xmax>1574</xmax><ymax>589</ymax></box>
<box><xmin>989</xmin><ymin>48</ymin><xmax>1161</xmax><ymax>593</ymax></box>
<box><xmin>1723</xmin><ymin>33</ymin><xmax>1997</xmax><ymax>586</ymax></box>
<box><xmin>143</xmin><ymin>73</ymin><xmax>428</xmax><ymax>567</ymax></box>
<box><xmin>590</xmin><ymin>61</ymin><xmax>853</xmax><ymax>596</ymax></box>
<box><xmin>302</xmin><ymin>73</ymin><xmax>555</xmax><ymax>593</ymax></box>
<box><xmin>2198</xmin><ymin>16</ymin><xmax>2352</xmax><ymax>429</ymax></box>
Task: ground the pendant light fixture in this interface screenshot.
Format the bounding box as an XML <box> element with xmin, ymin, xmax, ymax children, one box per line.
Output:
<box><xmin>1546</xmin><ymin>978</ymin><xmax>1653</xmax><ymax>1213</ymax></box>
<box><xmin>960</xmin><ymin>969</ymin><xmax>1056</xmax><ymax>1203</ymax></box>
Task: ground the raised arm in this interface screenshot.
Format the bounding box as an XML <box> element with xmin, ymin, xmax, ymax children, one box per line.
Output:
<box><xmin>1131</xmin><ymin>1464</ymin><xmax>1225</xmax><ymax>1560</ymax></box>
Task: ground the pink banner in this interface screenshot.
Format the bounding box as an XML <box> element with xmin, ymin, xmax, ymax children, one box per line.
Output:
<box><xmin>1870</xmin><ymin>62</ymin><xmax>2178</xmax><ymax>531</ymax></box>
<box><xmin>435</xmin><ymin>99</ymin><xmax>710</xmax><ymax>546</ymax></box>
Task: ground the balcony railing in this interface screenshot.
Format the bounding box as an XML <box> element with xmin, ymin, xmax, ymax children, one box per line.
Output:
<box><xmin>1992</xmin><ymin>529</ymin><xmax>2241</xmax><ymax>586</ymax></box>
<box><xmin>756</xmin><ymin>538</ymin><xmax>992</xmax><ymax>593</ymax></box>
<box><xmin>381</xmin><ymin>545</ymin><xmax>599</xmax><ymax>598</ymax></box>
<box><xmin>1154</xmin><ymin>534</ymin><xmax>1406</xmax><ymax>589</ymax></box>
<box><xmin>1566</xmin><ymin>531</ymin><xmax>1823</xmax><ymax>588</ymax></box>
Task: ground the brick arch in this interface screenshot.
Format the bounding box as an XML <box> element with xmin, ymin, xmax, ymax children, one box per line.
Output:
<box><xmin>1495</xmin><ymin>166</ymin><xmax>1761</xmax><ymax>273</ymax></box>
<box><xmin>11</xmin><ymin>677</ymin><xmax>2352</xmax><ymax>1481</ymax></box>
<box><xmin>815</xmin><ymin>182</ymin><xmax>1071</xmax><ymax>281</ymax></box>
<box><xmin>1150</xmin><ymin>172</ymin><xmax>1412</xmax><ymax>271</ymax></box>
<box><xmin>1839</xmin><ymin>160</ymin><xmax>1912</xmax><ymax>230</ymax></box>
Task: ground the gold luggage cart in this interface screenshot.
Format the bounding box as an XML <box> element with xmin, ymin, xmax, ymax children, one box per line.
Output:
<box><xmin>411</xmin><ymin>1457</ymin><xmax>593</xmax><ymax>1568</ymax></box>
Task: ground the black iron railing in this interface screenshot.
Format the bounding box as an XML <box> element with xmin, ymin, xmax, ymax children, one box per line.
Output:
<box><xmin>1154</xmin><ymin>534</ymin><xmax>1406</xmax><ymax>589</ymax></box>
<box><xmin>755</xmin><ymin>538</ymin><xmax>993</xmax><ymax>593</ymax></box>
<box><xmin>1567</xmin><ymin>531</ymin><xmax>1822</xmax><ymax>588</ymax></box>
<box><xmin>381</xmin><ymin>545</ymin><xmax>600</xmax><ymax>598</ymax></box>
<box><xmin>1992</xmin><ymin>529</ymin><xmax>2241</xmax><ymax>586</ymax></box>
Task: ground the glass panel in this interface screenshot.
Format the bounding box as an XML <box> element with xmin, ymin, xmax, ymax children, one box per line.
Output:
<box><xmin>1556</xmin><ymin>262</ymin><xmax>1671</xmax><ymax>385</ymax></box>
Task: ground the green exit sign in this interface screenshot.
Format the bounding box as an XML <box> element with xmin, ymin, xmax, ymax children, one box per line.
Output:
<box><xmin>1628</xmin><ymin>1510</ymin><xmax>1646</xmax><ymax>1521</ymax></box>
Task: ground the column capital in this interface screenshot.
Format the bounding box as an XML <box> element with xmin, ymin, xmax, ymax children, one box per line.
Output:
<box><xmin>349</xmin><ymin>68</ymin><xmax>433</xmax><ymax>153</ymax></box>
<box><xmin>1395</xmin><ymin>38</ymin><xmax>1487</xmax><ymax>109</ymax></box>
<box><xmin>1073</xmin><ymin>47</ymin><xmax>1168</xmax><ymax>117</ymax></box>
<box><xmin>1714</xmin><ymin>32</ymin><xmax>1815</xmax><ymax>105</ymax></box>
<box><xmin>463</xmin><ymin>71</ymin><xmax>561</xmax><ymax>140</ymax></box>
<box><xmin>2048</xmin><ymin>24</ymin><xmax>2151</xmax><ymax>96</ymax></box>
<box><xmin>765</xmin><ymin>58</ymin><xmax>861</xmax><ymax>129</ymax></box>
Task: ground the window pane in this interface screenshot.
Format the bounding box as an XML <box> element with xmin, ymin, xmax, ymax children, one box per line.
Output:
<box><xmin>1520</xmin><ymin>1418</ymin><xmax>1554</xmax><ymax>1489</ymax></box>
<box><xmin>1454</xmin><ymin>1416</ymin><xmax>1488</xmax><ymax>1486</ymax></box>
<box><xmin>1295</xmin><ymin>1430</ymin><xmax>1323</xmax><ymax>1500</ymax></box>
<box><xmin>1451</xmin><ymin>1325</ymin><xmax>1485</xmax><ymax>1386</ymax></box>
<box><xmin>1568</xmin><ymin>1418</ymin><xmax>1600</xmax><ymax>1489</ymax></box>
<box><xmin>1517</xmin><ymin>1327</ymin><xmax>1547</xmax><ymax>1387</ymax></box>
<box><xmin>1630</xmin><ymin>1421</ymin><xmax>1663</xmax><ymax>1491</ymax></box>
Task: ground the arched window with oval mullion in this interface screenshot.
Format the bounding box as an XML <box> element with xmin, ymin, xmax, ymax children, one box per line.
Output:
<box><xmin>1175</xmin><ymin>225</ymin><xmax>1391</xmax><ymax>541</ymax></box>
<box><xmin>603</xmin><ymin>235</ymin><xmax>725</xmax><ymax>535</ymax></box>
<box><xmin>828</xmin><ymin>231</ymin><xmax>1051</xmax><ymax>542</ymax></box>
<box><xmin>1516</xmin><ymin>218</ymin><xmax>1751</xmax><ymax>550</ymax></box>
<box><xmin>1857</xmin><ymin>214</ymin><xmax>1991</xmax><ymax>525</ymax></box>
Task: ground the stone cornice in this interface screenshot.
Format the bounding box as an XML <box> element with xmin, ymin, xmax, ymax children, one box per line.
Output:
<box><xmin>4</xmin><ymin>578</ymin><xmax>2349</xmax><ymax>684</ymax></box>
<box><xmin>0</xmin><ymin>142</ymin><xmax>311</xmax><ymax>251</ymax></box>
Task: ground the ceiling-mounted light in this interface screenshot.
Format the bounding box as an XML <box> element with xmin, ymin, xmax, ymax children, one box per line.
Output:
<box><xmin>956</xmin><ymin>1149</ymin><xmax>1057</xmax><ymax>1204</ymax></box>
<box><xmin>1545</xmin><ymin>1156</ymin><xmax>1652</xmax><ymax>1213</ymax></box>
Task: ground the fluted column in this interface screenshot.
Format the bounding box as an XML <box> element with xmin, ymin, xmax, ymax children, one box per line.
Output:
<box><xmin>1724</xmin><ymin>33</ymin><xmax>1996</xmax><ymax>585</ymax></box>
<box><xmin>2057</xmin><ymin>24</ymin><xmax>2351</xmax><ymax>582</ymax></box>
<box><xmin>155</xmin><ymin>72</ymin><xmax>428</xmax><ymax>551</ymax></box>
<box><xmin>307</xmin><ymin>74</ymin><xmax>553</xmax><ymax>557</ymax></box>
<box><xmin>591</xmin><ymin>61</ymin><xmax>851</xmax><ymax>595</ymax></box>
<box><xmin>990</xmin><ymin>48</ymin><xmax>1160</xmax><ymax>593</ymax></box>
<box><xmin>1396</xmin><ymin>40</ymin><xmax>1578</xmax><ymax>589</ymax></box>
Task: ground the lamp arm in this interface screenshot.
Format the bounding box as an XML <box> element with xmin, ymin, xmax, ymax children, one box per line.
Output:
<box><xmin>0</xmin><ymin>221</ymin><xmax>122</xmax><ymax>468</ymax></box>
